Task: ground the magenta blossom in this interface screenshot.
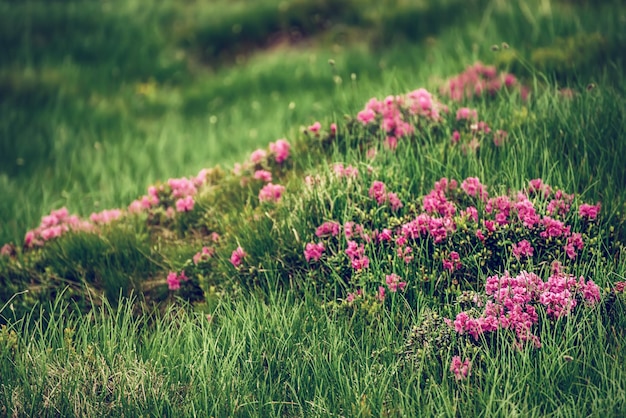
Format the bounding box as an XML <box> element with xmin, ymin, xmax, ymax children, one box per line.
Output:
<box><xmin>304</xmin><ymin>242</ymin><xmax>325</xmax><ymax>262</ymax></box>
<box><xmin>579</xmin><ymin>203</ymin><xmax>601</xmax><ymax>220</ymax></box>
<box><xmin>450</xmin><ymin>356</ymin><xmax>471</xmax><ymax>381</ymax></box>
<box><xmin>259</xmin><ymin>183</ymin><xmax>286</xmax><ymax>203</ymax></box>
<box><xmin>269</xmin><ymin>139</ymin><xmax>291</xmax><ymax>164</ymax></box>
<box><xmin>253</xmin><ymin>170</ymin><xmax>272</xmax><ymax>182</ymax></box>
<box><xmin>512</xmin><ymin>240</ymin><xmax>534</xmax><ymax>259</ymax></box>
<box><xmin>230</xmin><ymin>246</ymin><xmax>246</xmax><ymax>268</ymax></box>
<box><xmin>385</xmin><ymin>273</ymin><xmax>407</xmax><ymax>292</ymax></box>
<box><xmin>249</xmin><ymin>149</ymin><xmax>267</xmax><ymax>164</ymax></box>
<box><xmin>176</xmin><ymin>195</ymin><xmax>195</xmax><ymax>212</ymax></box>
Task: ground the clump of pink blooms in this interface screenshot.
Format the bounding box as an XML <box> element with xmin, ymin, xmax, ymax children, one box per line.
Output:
<box><xmin>356</xmin><ymin>88</ymin><xmax>448</xmax><ymax>144</ymax></box>
<box><xmin>369</xmin><ymin>181</ymin><xmax>403</xmax><ymax>211</ymax></box>
<box><xmin>385</xmin><ymin>273</ymin><xmax>407</xmax><ymax>292</ymax></box>
<box><xmin>259</xmin><ymin>183</ymin><xmax>286</xmax><ymax>204</ymax></box>
<box><xmin>167</xmin><ymin>270</ymin><xmax>189</xmax><ymax>291</ymax></box>
<box><xmin>193</xmin><ymin>246</ymin><xmax>215</xmax><ymax>265</ymax></box>
<box><xmin>230</xmin><ymin>246</ymin><xmax>246</xmax><ymax>268</ymax></box>
<box><xmin>305</xmin><ymin>176</ymin><xmax>605</xmax><ymax>301</ymax></box>
<box><xmin>24</xmin><ymin>207</ymin><xmax>93</xmax><ymax>248</ymax></box>
<box><xmin>332</xmin><ymin>163</ymin><xmax>359</xmax><ymax>179</ymax></box>
<box><xmin>440</xmin><ymin>62</ymin><xmax>529</xmax><ymax>101</ymax></box>
<box><xmin>451</xmin><ymin>270</ymin><xmax>601</xmax><ymax>348</ymax></box>
<box><xmin>304</xmin><ymin>242</ymin><xmax>325</xmax><ymax>262</ymax></box>
<box><xmin>450</xmin><ymin>356</ymin><xmax>471</xmax><ymax>381</ymax></box>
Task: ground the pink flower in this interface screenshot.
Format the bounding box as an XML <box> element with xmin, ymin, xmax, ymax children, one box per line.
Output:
<box><xmin>253</xmin><ymin>170</ymin><xmax>272</xmax><ymax>182</ymax></box>
<box><xmin>461</xmin><ymin>177</ymin><xmax>488</xmax><ymax>200</ymax></box>
<box><xmin>369</xmin><ymin>181</ymin><xmax>387</xmax><ymax>205</ymax></box>
<box><xmin>316</xmin><ymin>221</ymin><xmax>341</xmax><ymax>238</ymax></box>
<box><xmin>230</xmin><ymin>246</ymin><xmax>246</xmax><ymax>268</ymax></box>
<box><xmin>450</xmin><ymin>356</ymin><xmax>471</xmax><ymax>381</ymax></box>
<box><xmin>308</xmin><ymin>121</ymin><xmax>321</xmax><ymax>133</ymax></box>
<box><xmin>385</xmin><ymin>273</ymin><xmax>407</xmax><ymax>292</ymax></box>
<box><xmin>168</xmin><ymin>177</ymin><xmax>197</xmax><ymax>198</ymax></box>
<box><xmin>0</xmin><ymin>244</ymin><xmax>13</xmax><ymax>257</ymax></box>
<box><xmin>456</xmin><ymin>107</ymin><xmax>478</xmax><ymax>121</ymax></box>
<box><xmin>614</xmin><ymin>282</ymin><xmax>626</xmax><ymax>293</ymax></box>
<box><xmin>330</xmin><ymin>123</ymin><xmax>337</xmax><ymax>135</ymax></box>
<box><xmin>193</xmin><ymin>246</ymin><xmax>215</xmax><ymax>265</ymax></box>
<box><xmin>304</xmin><ymin>242</ymin><xmax>325</xmax><ymax>262</ymax></box>
<box><xmin>579</xmin><ymin>203</ymin><xmax>600</xmax><ymax>220</ymax></box>
<box><xmin>451</xmin><ymin>130</ymin><xmax>461</xmax><ymax>144</ymax></box>
<box><xmin>89</xmin><ymin>209</ymin><xmax>123</xmax><ymax>224</ymax></box>
<box><xmin>512</xmin><ymin>240</ymin><xmax>534</xmax><ymax>259</ymax></box>
<box><xmin>384</xmin><ymin>136</ymin><xmax>398</xmax><ymax>150</ymax></box>
<box><xmin>388</xmin><ymin>192</ymin><xmax>403</xmax><ymax>211</ymax></box>
<box><xmin>357</xmin><ymin>109</ymin><xmax>376</xmax><ymax>125</ymax></box>
<box><xmin>167</xmin><ymin>272</ymin><xmax>181</xmax><ymax>290</ymax></box>
<box><xmin>250</xmin><ymin>149</ymin><xmax>267</xmax><ymax>164</ymax></box>
<box><xmin>269</xmin><ymin>139</ymin><xmax>291</xmax><ymax>164</ymax></box>
<box><xmin>443</xmin><ymin>251</ymin><xmax>461</xmax><ymax>272</ymax></box>
<box><xmin>259</xmin><ymin>183</ymin><xmax>285</xmax><ymax>203</ymax></box>
<box><xmin>176</xmin><ymin>196</ymin><xmax>195</xmax><ymax>212</ymax></box>
<box><xmin>377</xmin><ymin>286</ymin><xmax>386</xmax><ymax>302</ymax></box>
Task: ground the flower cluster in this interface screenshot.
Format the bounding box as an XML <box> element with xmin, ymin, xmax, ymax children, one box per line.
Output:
<box><xmin>258</xmin><ymin>183</ymin><xmax>286</xmax><ymax>204</ymax></box>
<box><xmin>369</xmin><ymin>181</ymin><xmax>403</xmax><ymax>211</ymax></box>
<box><xmin>167</xmin><ymin>270</ymin><xmax>189</xmax><ymax>291</ymax></box>
<box><xmin>24</xmin><ymin>207</ymin><xmax>93</xmax><ymax>248</ymax></box>
<box><xmin>452</xmin><ymin>270</ymin><xmax>601</xmax><ymax>348</ymax></box>
<box><xmin>440</xmin><ymin>62</ymin><xmax>529</xmax><ymax>101</ymax></box>
<box><xmin>304</xmin><ymin>175</ymin><xmax>606</xmax><ymax>299</ymax></box>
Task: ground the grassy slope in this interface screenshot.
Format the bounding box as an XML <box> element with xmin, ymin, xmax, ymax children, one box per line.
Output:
<box><xmin>1</xmin><ymin>0</ymin><xmax>626</xmax><ymax>416</ymax></box>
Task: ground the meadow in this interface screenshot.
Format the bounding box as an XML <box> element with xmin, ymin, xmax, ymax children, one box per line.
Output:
<box><xmin>1</xmin><ymin>0</ymin><xmax>626</xmax><ymax>416</ymax></box>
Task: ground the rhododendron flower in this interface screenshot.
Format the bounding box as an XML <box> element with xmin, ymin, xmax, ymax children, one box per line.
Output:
<box><xmin>167</xmin><ymin>272</ymin><xmax>181</xmax><ymax>290</ymax></box>
<box><xmin>461</xmin><ymin>177</ymin><xmax>488</xmax><ymax>200</ymax></box>
<box><xmin>253</xmin><ymin>170</ymin><xmax>272</xmax><ymax>182</ymax></box>
<box><xmin>230</xmin><ymin>246</ymin><xmax>246</xmax><ymax>268</ymax></box>
<box><xmin>564</xmin><ymin>233</ymin><xmax>584</xmax><ymax>259</ymax></box>
<box><xmin>259</xmin><ymin>183</ymin><xmax>285</xmax><ymax>203</ymax></box>
<box><xmin>176</xmin><ymin>196</ymin><xmax>195</xmax><ymax>212</ymax></box>
<box><xmin>316</xmin><ymin>221</ymin><xmax>341</xmax><ymax>238</ymax></box>
<box><xmin>346</xmin><ymin>289</ymin><xmax>363</xmax><ymax>303</ymax></box>
<box><xmin>384</xmin><ymin>136</ymin><xmax>398</xmax><ymax>150</ymax></box>
<box><xmin>249</xmin><ymin>148</ymin><xmax>267</xmax><ymax>164</ymax></box>
<box><xmin>385</xmin><ymin>273</ymin><xmax>407</xmax><ymax>292</ymax></box>
<box><xmin>168</xmin><ymin>177</ymin><xmax>197</xmax><ymax>198</ymax></box>
<box><xmin>304</xmin><ymin>242</ymin><xmax>325</xmax><ymax>262</ymax></box>
<box><xmin>579</xmin><ymin>203</ymin><xmax>601</xmax><ymax>220</ymax></box>
<box><xmin>369</xmin><ymin>181</ymin><xmax>387</xmax><ymax>204</ymax></box>
<box><xmin>269</xmin><ymin>139</ymin><xmax>291</xmax><ymax>164</ymax></box>
<box><xmin>357</xmin><ymin>109</ymin><xmax>376</xmax><ymax>125</ymax></box>
<box><xmin>456</xmin><ymin>107</ymin><xmax>478</xmax><ymax>121</ymax></box>
<box><xmin>512</xmin><ymin>240</ymin><xmax>534</xmax><ymax>259</ymax></box>
<box><xmin>90</xmin><ymin>209</ymin><xmax>123</xmax><ymax>224</ymax></box>
<box><xmin>442</xmin><ymin>251</ymin><xmax>461</xmax><ymax>272</ymax></box>
<box><xmin>193</xmin><ymin>246</ymin><xmax>215</xmax><ymax>265</ymax></box>
<box><xmin>332</xmin><ymin>163</ymin><xmax>359</xmax><ymax>179</ymax></box>
<box><xmin>450</xmin><ymin>356</ymin><xmax>471</xmax><ymax>380</ymax></box>
<box><xmin>307</xmin><ymin>121</ymin><xmax>321</xmax><ymax>133</ymax></box>
<box><xmin>0</xmin><ymin>244</ymin><xmax>12</xmax><ymax>257</ymax></box>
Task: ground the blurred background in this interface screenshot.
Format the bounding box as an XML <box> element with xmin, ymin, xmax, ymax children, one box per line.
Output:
<box><xmin>1</xmin><ymin>0</ymin><xmax>624</xmax><ymax>243</ymax></box>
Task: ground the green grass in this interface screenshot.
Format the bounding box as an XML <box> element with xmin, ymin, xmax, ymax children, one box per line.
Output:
<box><xmin>1</xmin><ymin>0</ymin><xmax>626</xmax><ymax>415</ymax></box>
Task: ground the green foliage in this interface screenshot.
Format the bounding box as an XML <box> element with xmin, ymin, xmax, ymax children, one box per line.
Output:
<box><xmin>1</xmin><ymin>0</ymin><xmax>626</xmax><ymax>415</ymax></box>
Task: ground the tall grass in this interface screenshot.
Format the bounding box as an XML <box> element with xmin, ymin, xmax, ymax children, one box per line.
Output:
<box><xmin>1</xmin><ymin>0</ymin><xmax>625</xmax><ymax>415</ymax></box>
